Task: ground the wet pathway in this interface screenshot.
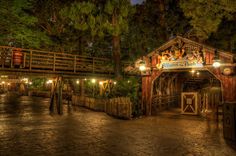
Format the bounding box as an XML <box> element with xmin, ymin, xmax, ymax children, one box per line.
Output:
<box><xmin>0</xmin><ymin>94</ymin><xmax>236</xmax><ymax>156</ymax></box>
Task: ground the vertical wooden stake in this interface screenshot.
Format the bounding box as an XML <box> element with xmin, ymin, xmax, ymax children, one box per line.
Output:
<box><xmin>92</xmin><ymin>57</ymin><xmax>94</xmax><ymax>73</ymax></box>
<box><xmin>53</xmin><ymin>53</ymin><xmax>56</xmax><ymax>72</ymax></box>
<box><xmin>11</xmin><ymin>49</ymin><xmax>13</xmax><ymax>68</ymax></box>
<box><xmin>29</xmin><ymin>51</ymin><xmax>32</xmax><ymax>71</ymax></box>
<box><xmin>23</xmin><ymin>53</ymin><xmax>26</xmax><ymax>68</ymax></box>
<box><xmin>49</xmin><ymin>77</ymin><xmax>58</xmax><ymax>113</ymax></box>
<box><xmin>58</xmin><ymin>76</ymin><xmax>63</xmax><ymax>115</ymax></box>
<box><xmin>80</xmin><ymin>79</ymin><xmax>84</xmax><ymax>96</ymax></box>
<box><xmin>74</xmin><ymin>56</ymin><xmax>76</xmax><ymax>73</ymax></box>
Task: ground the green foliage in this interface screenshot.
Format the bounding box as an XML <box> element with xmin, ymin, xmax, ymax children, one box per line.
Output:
<box><xmin>122</xmin><ymin>0</ymin><xmax>190</xmax><ymax>59</ymax></box>
<box><xmin>207</xmin><ymin>19</ymin><xmax>236</xmax><ymax>52</ymax></box>
<box><xmin>60</xmin><ymin>1</ymin><xmax>106</xmax><ymax>38</ymax></box>
<box><xmin>109</xmin><ymin>77</ymin><xmax>142</xmax><ymax>116</ymax></box>
<box><xmin>0</xmin><ymin>0</ymin><xmax>51</xmax><ymax>48</ymax></box>
<box><xmin>104</xmin><ymin>0</ymin><xmax>133</xmax><ymax>36</ymax></box>
<box><xmin>180</xmin><ymin>0</ymin><xmax>236</xmax><ymax>40</ymax></box>
<box><xmin>84</xmin><ymin>80</ymin><xmax>100</xmax><ymax>97</ymax></box>
<box><xmin>29</xmin><ymin>78</ymin><xmax>47</xmax><ymax>90</ymax></box>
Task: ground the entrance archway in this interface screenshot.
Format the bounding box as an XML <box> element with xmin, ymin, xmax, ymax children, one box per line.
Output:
<box><xmin>139</xmin><ymin>36</ymin><xmax>236</xmax><ymax>117</ymax></box>
<box><xmin>150</xmin><ymin>69</ymin><xmax>223</xmax><ymax>120</ymax></box>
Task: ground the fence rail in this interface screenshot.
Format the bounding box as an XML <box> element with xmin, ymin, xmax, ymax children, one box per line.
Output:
<box><xmin>0</xmin><ymin>46</ymin><xmax>128</xmax><ymax>76</ymax></box>
<box><xmin>152</xmin><ymin>94</ymin><xmax>180</xmax><ymax>113</ymax></box>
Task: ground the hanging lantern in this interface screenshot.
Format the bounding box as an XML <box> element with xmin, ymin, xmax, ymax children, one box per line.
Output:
<box><xmin>139</xmin><ymin>60</ymin><xmax>146</xmax><ymax>71</ymax></box>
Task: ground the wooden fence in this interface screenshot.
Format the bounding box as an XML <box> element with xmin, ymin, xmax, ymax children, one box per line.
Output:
<box><xmin>151</xmin><ymin>94</ymin><xmax>180</xmax><ymax>114</ymax></box>
<box><xmin>72</xmin><ymin>95</ymin><xmax>132</xmax><ymax>119</ymax></box>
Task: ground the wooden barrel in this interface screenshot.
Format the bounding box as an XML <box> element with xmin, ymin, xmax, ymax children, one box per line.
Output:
<box><xmin>13</xmin><ymin>49</ymin><xmax>23</xmax><ymax>65</ymax></box>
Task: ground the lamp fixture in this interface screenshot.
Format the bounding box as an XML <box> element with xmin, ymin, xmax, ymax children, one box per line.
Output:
<box><xmin>91</xmin><ymin>79</ymin><xmax>96</xmax><ymax>83</ymax></box>
<box><xmin>212</xmin><ymin>49</ymin><xmax>221</xmax><ymax>68</ymax></box>
<box><xmin>139</xmin><ymin>60</ymin><xmax>146</xmax><ymax>71</ymax></box>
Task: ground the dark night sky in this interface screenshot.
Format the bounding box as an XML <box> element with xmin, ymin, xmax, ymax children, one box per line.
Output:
<box><xmin>131</xmin><ymin>0</ymin><xmax>145</xmax><ymax>5</ymax></box>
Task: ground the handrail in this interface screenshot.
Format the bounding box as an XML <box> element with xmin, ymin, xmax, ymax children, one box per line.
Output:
<box><xmin>0</xmin><ymin>45</ymin><xmax>111</xmax><ymax>61</ymax></box>
<box><xmin>152</xmin><ymin>94</ymin><xmax>180</xmax><ymax>99</ymax></box>
<box><xmin>152</xmin><ymin>94</ymin><xmax>180</xmax><ymax>111</ymax></box>
<box><xmin>0</xmin><ymin>46</ymin><xmax>116</xmax><ymax>76</ymax></box>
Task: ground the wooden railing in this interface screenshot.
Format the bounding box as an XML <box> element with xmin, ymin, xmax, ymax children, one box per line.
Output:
<box><xmin>151</xmin><ymin>94</ymin><xmax>180</xmax><ymax>113</ymax></box>
<box><xmin>0</xmin><ymin>46</ymin><xmax>116</xmax><ymax>76</ymax></box>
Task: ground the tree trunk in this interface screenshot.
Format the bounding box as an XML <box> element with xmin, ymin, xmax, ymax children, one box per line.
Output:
<box><xmin>157</xmin><ymin>0</ymin><xmax>168</xmax><ymax>40</ymax></box>
<box><xmin>78</xmin><ymin>36</ymin><xmax>83</xmax><ymax>55</ymax></box>
<box><xmin>112</xmin><ymin>9</ymin><xmax>122</xmax><ymax>78</ymax></box>
<box><xmin>112</xmin><ymin>35</ymin><xmax>121</xmax><ymax>78</ymax></box>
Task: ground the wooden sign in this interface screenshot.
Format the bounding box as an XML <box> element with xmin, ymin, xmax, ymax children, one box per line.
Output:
<box><xmin>156</xmin><ymin>49</ymin><xmax>204</xmax><ymax>69</ymax></box>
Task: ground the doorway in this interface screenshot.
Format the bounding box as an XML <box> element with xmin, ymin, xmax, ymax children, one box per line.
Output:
<box><xmin>151</xmin><ymin>69</ymin><xmax>222</xmax><ymax>120</ymax></box>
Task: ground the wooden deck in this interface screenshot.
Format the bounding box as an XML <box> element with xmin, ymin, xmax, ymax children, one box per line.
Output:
<box><xmin>0</xmin><ymin>46</ymin><xmax>129</xmax><ymax>78</ymax></box>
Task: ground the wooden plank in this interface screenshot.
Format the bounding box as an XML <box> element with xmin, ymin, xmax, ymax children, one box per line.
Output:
<box><xmin>29</xmin><ymin>51</ymin><xmax>32</xmax><ymax>71</ymax></box>
<box><xmin>74</xmin><ymin>56</ymin><xmax>76</xmax><ymax>73</ymax></box>
<box><xmin>53</xmin><ymin>53</ymin><xmax>55</xmax><ymax>72</ymax></box>
<box><xmin>23</xmin><ymin>53</ymin><xmax>26</xmax><ymax>68</ymax></box>
<box><xmin>92</xmin><ymin>58</ymin><xmax>94</xmax><ymax>73</ymax></box>
<box><xmin>10</xmin><ymin>49</ymin><xmax>13</xmax><ymax>68</ymax></box>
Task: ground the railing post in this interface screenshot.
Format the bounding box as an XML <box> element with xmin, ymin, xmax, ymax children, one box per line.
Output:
<box><xmin>53</xmin><ymin>53</ymin><xmax>56</xmax><ymax>72</ymax></box>
<box><xmin>92</xmin><ymin>57</ymin><xmax>94</xmax><ymax>73</ymax></box>
<box><xmin>74</xmin><ymin>56</ymin><xmax>76</xmax><ymax>73</ymax></box>
<box><xmin>10</xmin><ymin>49</ymin><xmax>13</xmax><ymax>68</ymax></box>
<box><xmin>29</xmin><ymin>50</ymin><xmax>32</xmax><ymax>71</ymax></box>
<box><xmin>23</xmin><ymin>53</ymin><xmax>26</xmax><ymax>68</ymax></box>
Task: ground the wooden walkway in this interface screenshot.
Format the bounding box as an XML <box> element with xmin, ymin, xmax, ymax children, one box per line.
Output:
<box><xmin>0</xmin><ymin>46</ymin><xmax>128</xmax><ymax>77</ymax></box>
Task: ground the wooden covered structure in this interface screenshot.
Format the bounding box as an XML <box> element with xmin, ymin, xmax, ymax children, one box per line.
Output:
<box><xmin>140</xmin><ymin>36</ymin><xmax>236</xmax><ymax>117</ymax></box>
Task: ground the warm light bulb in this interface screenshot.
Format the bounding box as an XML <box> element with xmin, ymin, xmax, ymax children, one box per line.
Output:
<box><xmin>76</xmin><ymin>80</ymin><xmax>79</xmax><ymax>84</ymax></box>
<box><xmin>91</xmin><ymin>79</ymin><xmax>96</xmax><ymax>83</ymax></box>
<box><xmin>99</xmin><ymin>81</ymin><xmax>103</xmax><ymax>85</ymax></box>
<box><xmin>114</xmin><ymin>81</ymin><xmax>117</xmax><ymax>85</ymax></box>
<box><xmin>47</xmin><ymin>80</ymin><xmax>53</xmax><ymax>84</ymax></box>
<box><xmin>213</xmin><ymin>62</ymin><xmax>221</xmax><ymax>68</ymax></box>
<box><xmin>139</xmin><ymin>65</ymin><xmax>146</xmax><ymax>71</ymax></box>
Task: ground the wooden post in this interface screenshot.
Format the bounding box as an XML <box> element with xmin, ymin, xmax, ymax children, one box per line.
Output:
<box><xmin>23</xmin><ymin>53</ymin><xmax>26</xmax><ymax>68</ymax></box>
<box><xmin>92</xmin><ymin>57</ymin><xmax>94</xmax><ymax>73</ymax></box>
<box><xmin>80</xmin><ymin>79</ymin><xmax>84</xmax><ymax>96</ymax></box>
<box><xmin>49</xmin><ymin>78</ymin><xmax>58</xmax><ymax>113</ymax></box>
<box><xmin>11</xmin><ymin>49</ymin><xmax>13</xmax><ymax>68</ymax></box>
<box><xmin>74</xmin><ymin>56</ymin><xmax>76</xmax><ymax>73</ymax></box>
<box><xmin>58</xmin><ymin>76</ymin><xmax>63</xmax><ymax>115</ymax></box>
<box><xmin>53</xmin><ymin>53</ymin><xmax>56</xmax><ymax>72</ymax></box>
<box><xmin>29</xmin><ymin>50</ymin><xmax>32</xmax><ymax>71</ymax></box>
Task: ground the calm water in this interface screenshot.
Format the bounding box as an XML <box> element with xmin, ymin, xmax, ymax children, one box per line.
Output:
<box><xmin>0</xmin><ymin>93</ymin><xmax>236</xmax><ymax>156</ymax></box>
